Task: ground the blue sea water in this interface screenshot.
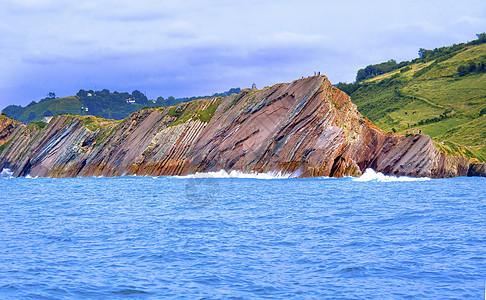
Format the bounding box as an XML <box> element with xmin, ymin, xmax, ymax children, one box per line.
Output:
<box><xmin>0</xmin><ymin>171</ymin><xmax>485</xmax><ymax>299</ymax></box>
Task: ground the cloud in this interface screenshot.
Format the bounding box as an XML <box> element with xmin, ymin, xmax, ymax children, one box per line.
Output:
<box><xmin>3</xmin><ymin>0</ymin><xmax>67</xmax><ymax>12</ymax></box>
<box><xmin>1</xmin><ymin>0</ymin><xmax>486</xmax><ymax>110</ymax></box>
<box><xmin>75</xmin><ymin>1</ymin><xmax>173</xmax><ymax>22</ymax></box>
<box><xmin>257</xmin><ymin>31</ymin><xmax>328</xmax><ymax>46</ymax></box>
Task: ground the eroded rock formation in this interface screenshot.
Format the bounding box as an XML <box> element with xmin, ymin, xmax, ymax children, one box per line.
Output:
<box><xmin>0</xmin><ymin>75</ymin><xmax>476</xmax><ymax>178</ymax></box>
<box><xmin>0</xmin><ymin>116</ymin><xmax>18</xmax><ymax>147</ymax></box>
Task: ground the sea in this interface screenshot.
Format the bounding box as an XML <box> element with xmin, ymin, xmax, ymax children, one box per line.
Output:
<box><xmin>0</xmin><ymin>168</ymin><xmax>485</xmax><ymax>299</ymax></box>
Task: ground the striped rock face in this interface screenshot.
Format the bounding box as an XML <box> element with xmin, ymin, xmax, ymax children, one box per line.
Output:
<box><xmin>0</xmin><ymin>76</ymin><xmax>472</xmax><ymax>178</ymax></box>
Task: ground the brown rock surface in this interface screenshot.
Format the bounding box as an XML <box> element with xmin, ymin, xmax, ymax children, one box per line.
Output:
<box><xmin>0</xmin><ymin>116</ymin><xmax>19</xmax><ymax>147</ymax></box>
<box><xmin>0</xmin><ymin>75</ymin><xmax>474</xmax><ymax>178</ymax></box>
<box><xmin>467</xmin><ymin>163</ymin><xmax>486</xmax><ymax>177</ymax></box>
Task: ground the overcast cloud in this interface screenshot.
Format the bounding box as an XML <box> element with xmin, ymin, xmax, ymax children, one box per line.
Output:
<box><xmin>1</xmin><ymin>0</ymin><xmax>485</xmax><ymax>109</ymax></box>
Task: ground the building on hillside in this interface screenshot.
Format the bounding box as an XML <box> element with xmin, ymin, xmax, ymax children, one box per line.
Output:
<box><xmin>126</xmin><ymin>98</ymin><xmax>136</xmax><ymax>104</ymax></box>
<box><xmin>252</xmin><ymin>83</ymin><xmax>257</xmax><ymax>90</ymax></box>
<box><xmin>42</xmin><ymin>116</ymin><xmax>53</xmax><ymax>123</ymax></box>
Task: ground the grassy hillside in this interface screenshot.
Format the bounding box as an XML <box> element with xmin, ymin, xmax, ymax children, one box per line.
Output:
<box><xmin>338</xmin><ymin>37</ymin><xmax>486</xmax><ymax>162</ymax></box>
<box><xmin>2</xmin><ymin>87</ymin><xmax>241</xmax><ymax>123</ymax></box>
<box><xmin>2</xmin><ymin>90</ymin><xmax>161</xmax><ymax>123</ymax></box>
<box><xmin>3</xmin><ymin>96</ymin><xmax>83</xmax><ymax>123</ymax></box>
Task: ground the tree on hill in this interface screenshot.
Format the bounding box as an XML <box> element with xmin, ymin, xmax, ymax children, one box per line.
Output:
<box><xmin>76</xmin><ymin>89</ymin><xmax>88</xmax><ymax>98</ymax></box>
<box><xmin>356</xmin><ymin>59</ymin><xmax>403</xmax><ymax>82</ymax></box>
<box><xmin>418</xmin><ymin>48</ymin><xmax>432</xmax><ymax>59</ymax></box>
<box><xmin>1</xmin><ymin>105</ymin><xmax>23</xmax><ymax>120</ymax></box>
<box><xmin>3</xmin><ymin>86</ymin><xmax>241</xmax><ymax>122</ymax></box>
<box><xmin>457</xmin><ymin>65</ymin><xmax>469</xmax><ymax>76</ymax></box>
<box><xmin>470</xmin><ymin>32</ymin><xmax>486</xmax><ymax>45</ymax></box>
<box><xmin>96</xmin><ymin>89</ymin><xmax>110</xmax><ymax>96</ymax></box>
<box><xmin>132</xmin><ymin>90</ymin><xmax>148</xmax><ymax>102</ymax></box>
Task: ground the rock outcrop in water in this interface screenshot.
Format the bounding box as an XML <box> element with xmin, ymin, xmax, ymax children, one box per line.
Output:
<box><xmin>0</xmin><ymin>75</ymin><xmax>478</xmax><ymax>178</ymax></box>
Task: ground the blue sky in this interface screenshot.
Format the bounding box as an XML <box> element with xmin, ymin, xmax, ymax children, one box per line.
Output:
<box><xmin>1</xmin><ymin>0</ymin><xmax>485</xmax><ymax>109</ymax></box>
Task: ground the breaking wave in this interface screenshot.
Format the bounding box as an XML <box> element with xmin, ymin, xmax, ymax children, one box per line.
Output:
<box><xmin>175</xmin><ymin>169</ymin><xmax>293</xmax><ymax>179</ymax></box>
<box><xmin>0</xmin><ymin>168</ymin><xmax>13</xmax><ymax>179</ymax></box>
<box><xmin>353</xmin><ymin>168</ymin><xmax>431</xmax><ymax>182</ymax></box>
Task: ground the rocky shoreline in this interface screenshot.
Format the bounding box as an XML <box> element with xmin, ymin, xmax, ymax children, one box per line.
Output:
<box><xmin>0</xmin><ymin>75</ymin><xmax>483</xmax><ymax>178</ymax></box>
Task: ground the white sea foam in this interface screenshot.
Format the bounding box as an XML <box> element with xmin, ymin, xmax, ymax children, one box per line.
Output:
<box><xmin>0</xmin><ymin>168</ymin><xmax>13</xmax><ymax>179</ymax></box>
<box><xmin>353</xmin><ymin>168</ymin><xmax>430</xmax><ymax>182</ymax></box>
<box><xmin>175</xmin><ymin>169</ymin><xmax>293</xmax><ymax>179</ymax></box>
<box><xmin>25</xmin><ymin>174</ymin><xmax>38</xmax><ymax>179</ymax></box>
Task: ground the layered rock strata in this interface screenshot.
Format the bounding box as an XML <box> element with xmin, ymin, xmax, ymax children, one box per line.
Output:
<box><xmin>0</xmin><ymin>76</ymin><xmax>474</xmax><ymax>178</ymax></box>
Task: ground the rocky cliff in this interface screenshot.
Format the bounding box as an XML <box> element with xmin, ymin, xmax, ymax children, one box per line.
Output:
<box><xmin>0</xmin><ymin>116</ymin><xmax>19</xmax><ymax>147</ymax></box>
<box><xmin>0</xmin><ymin>75</ymin><xmax>477</xmax><ymax>178</ymax></box>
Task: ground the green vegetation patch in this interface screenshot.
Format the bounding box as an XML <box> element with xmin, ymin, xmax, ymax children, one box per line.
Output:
<box><xmin>27</xmin><ymin>121</ymin><xmax>48</xmax><ymax>131</ymax></box>
<box><xmin>434</xmin><ymin>141</ymin><xmax>486</xmax><ymax>163</ymax></box>
<box><xmin>80</xmin><ymin>115</ymin><xmax>118</xmax><ymax>132</ymax></box>
<box><xmin>339</xmin><ymin>34</ymin><xmax>486</xmax><ymax>162</ymax></box>
<box><xmin>0</xmin><ymin>138</ymin><xmax>13</xmax><ymax>154</ymax></box>
<box><xmin>94</xmin><ymin>123</ymin><xmax>120</xmax><ymax>146</ymax></box>
<box><xmin>167</xmin><ymin>98</ymin><xmax>222</xmax><ymax>127</ymax></box>
<box><xmin>195</xmin><ymin>98</ymin><xmax>221</xmax><ymax>122</ymax></box>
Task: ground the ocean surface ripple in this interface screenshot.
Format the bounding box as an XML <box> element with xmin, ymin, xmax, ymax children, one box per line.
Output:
<box><xmin>0</xmin><ymin>173</ymin><xmax>485</xmax><ymax>299</ymax></box>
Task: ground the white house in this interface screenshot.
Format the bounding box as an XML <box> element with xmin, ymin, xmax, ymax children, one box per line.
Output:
<box><xmin>42</xmin><ymin>116</ymin><xmax>53</xmax><ymax>123</ymax></box>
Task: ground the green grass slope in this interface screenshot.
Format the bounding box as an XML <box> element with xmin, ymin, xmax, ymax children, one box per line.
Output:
<box><xmin>2</xmin><ymin>91</ymin><xmax>159</xmax><ymax>123</ymax></box>
<box><xmin>339</xmin><ymin>40</ymin><xmax>486</xmax><ymax>162</ymax></box>
<box><xmin>3</xmin><ymin>96</ymin><xmax>83</xmax><ymax>123</ymax></box>
<box><xmin>2</xmin><ymin>87</ymin><xmax>241</xmax><ymax>123</ymax></box>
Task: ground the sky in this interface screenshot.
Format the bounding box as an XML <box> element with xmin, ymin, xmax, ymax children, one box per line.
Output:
<box><xmin>1</xmin><ymin>0</ymin><xmax>485</xmax><ymax>110</ymax></box>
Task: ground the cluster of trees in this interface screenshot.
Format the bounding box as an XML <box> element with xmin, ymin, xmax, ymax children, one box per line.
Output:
<box><xmin>2</xmin><ymin>105</ymin><xmax>24</xmax><ymax>120</ymax></box>
<box><xmin>335</xmin><ymin>82</ymin><xmax>360</xmax><ymax>96</ymax></box>
<box><xmin>356</xmin><ymin>59</ymin><xmax>410</xmax><ymax>82</ymax></box>
<box><xmin>75</xmin><ymin>89</ymin><xmax>157</xmax><ymax>120</ymax></box>
<box><xmin>480</xmin><ymin>107</ymin><xmax>486</xmax><ymax>117</ymax></box>
<box><xmin>457</xmin><ymin>59</ymin><xmax>486</xmax><ymax>76</ymax></box>
<box><xmin>354</xmin><ymin>33</ymin><xmax>486</xmax><ymax>83</ymax></box>
<box><xmin>469</xmin><ymin>32</ymin><xmax>486</xmax><ymax>45</ymax></box>
<box><xmin>178</xmin><ymin>88</ymin><xmax>241</xmax><ymax>103</ymax></box>
<box><xmin>156</xmin><ymin>96</ymin><xmax>180</xmax><ymax>107</ymax></box>
<box><xmin>155</xmin><ymin>88</ymin><xmax>241</xmax><ymax>108</ymax></box>
<box><xmin>417</xmin><ymin>33</ymin><xmax>486</xmax><ymax>63</ymax></box>
<box><xmin>417</xmin><ymin>44</ymin><xmax>464</xmax><ymax>61</ymax></box>
<box><xmin>2</xmin><ymin>86</ymin><xmax>243</xmax><ymax>123</ymax></box>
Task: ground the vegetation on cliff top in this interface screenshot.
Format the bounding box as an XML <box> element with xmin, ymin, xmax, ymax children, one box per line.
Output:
<box><xmin>337</xmin><ymin>33</ymin><xmax>486</xmax><ymax>162</ymax></box>
<box><xmin>2</xmin><ymin>88</ymin><xmax>240</xmax><ymax>124</ymax></box>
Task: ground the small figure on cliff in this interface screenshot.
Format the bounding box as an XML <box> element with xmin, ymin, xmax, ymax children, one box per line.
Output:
<box><xmin>252</xmin><ymin>83</ymin><xmax>257</xmax><ymax>90</ymax></box>
<box><xmin>412</xmin><ymin>129</ymin><xmax>415</xmax><ymax>134</ymax></box>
